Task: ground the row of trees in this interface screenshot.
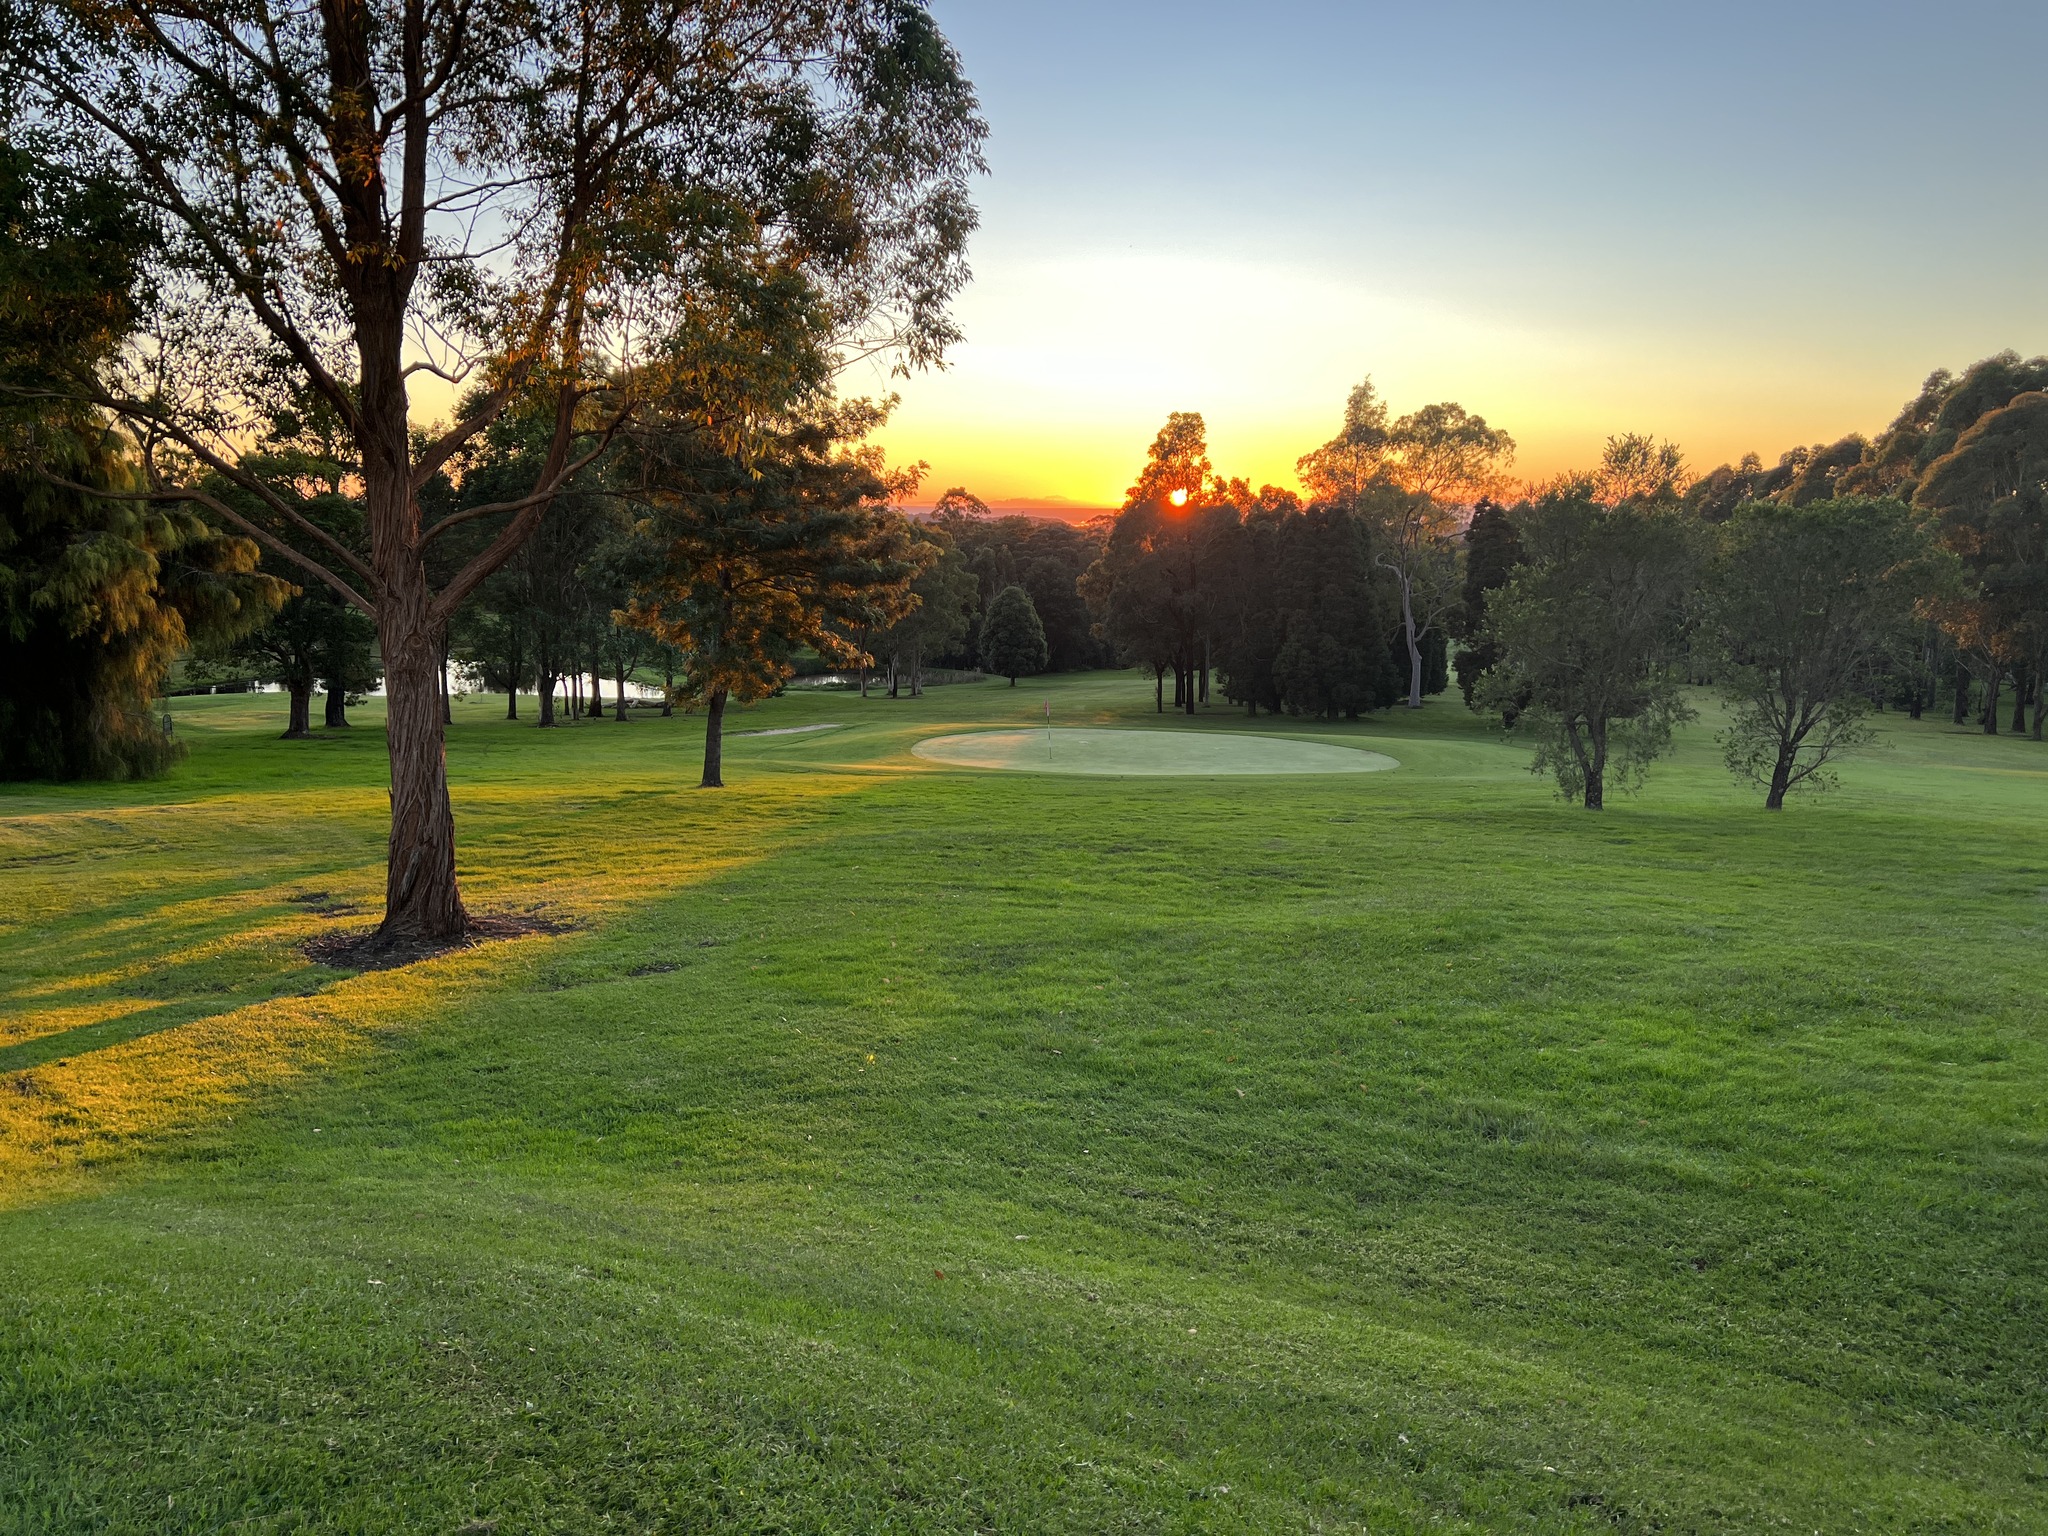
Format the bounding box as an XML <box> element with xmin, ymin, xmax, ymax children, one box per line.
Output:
<box><xmin>182</xmin><ymin>475</ymin><xmax>1107</xmax><ymax>726</ymax></box>
<box><xmin>1080</xmin><ymin>403</ymin><xmax>1487</xmax><ymax>721</ymax></box>
<box><xmin>1083</xmin><ymin>354</ymin><xmax>2045</xmax><ymax>810</ymax></box>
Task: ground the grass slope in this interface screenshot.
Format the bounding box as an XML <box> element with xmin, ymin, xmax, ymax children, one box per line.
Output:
<box><xmin>1</xmin><ymin>676</ymin><xmax>2044</xmax><ymax>1534</ymax></box>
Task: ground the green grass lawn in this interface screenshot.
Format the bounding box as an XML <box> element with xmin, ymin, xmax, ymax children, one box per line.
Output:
<box><xmin>2</xmin><ymin>675</ymin><xmax>2044</xmax><ymax>1533</ymax></box>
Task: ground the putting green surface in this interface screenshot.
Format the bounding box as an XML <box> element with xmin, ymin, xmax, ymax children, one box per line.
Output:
<box><xmin>911</xmin><ymin>725</ymin><xmax>1399</xmax><ymax>775</ymax></box>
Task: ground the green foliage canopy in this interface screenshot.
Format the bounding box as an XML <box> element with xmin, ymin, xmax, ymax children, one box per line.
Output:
<box><xmin>1483</xmin><ymin>495</ymin><xmax>1697</xmax><ymax>809</ymax></box>
<box><xmin>978</xmin><ymin>583</ymin><xmax>1048</xmax><ymax>684</ymax></box>
<box><xmin>1702</xmin><ymin>497</ymin><xmax>1942</xmax><ymax>807</ymax></box>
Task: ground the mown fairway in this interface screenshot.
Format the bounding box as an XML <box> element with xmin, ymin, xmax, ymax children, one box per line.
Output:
<box><xmin>2</xmin><ymin>676</ymin><xmax>2044</xmax><ymax>1534</ymax></box>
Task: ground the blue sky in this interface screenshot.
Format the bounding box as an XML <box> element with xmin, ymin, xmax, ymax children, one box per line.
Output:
<box><xmin>866</xmin><ymin>0</ymin><xmax>2048</xmax><ymax>507</ymax></box>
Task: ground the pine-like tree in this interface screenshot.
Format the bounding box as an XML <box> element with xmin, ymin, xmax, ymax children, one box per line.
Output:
<box><xmin>979</xmin><ymin>585</ymin><xmax>1049</xmax><ymax>685</ymax></box>
<box><xmin>626</xmin><ymin>399</ymin><xmax>924</xmax><ymax>786</ymax></box>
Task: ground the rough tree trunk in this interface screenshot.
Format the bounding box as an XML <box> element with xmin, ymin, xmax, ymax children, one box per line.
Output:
<box><xmin>1984</xmin><ymin>665</ymin><xmax>2001</xmax><ymax>735</ymax></box>
<box><xmin>1571</xmin><ymin>718</ymin><xmax>1606</xmax><ymax>810</ymax></box>
<box><xmin>441</xmin><ymin>638</ymin><xmax>453</xmax><ymax>724</ymax></box>
<box><xmin>615</xmin><ymin>667</ymin><xmax>629</xmax><ymax>721</ymax></box>
<box><xmin>589</xmin><ymin>663</ymin><xmax>604</xmax><ymax>717</ymax></box>
<box><xmin>538</xmin><ymin>673</ymin><xmax>557</xmax><ymax>727</ymax></box>
<box><xmin>701</xmin><ymin>687</ymin><xmax>728</xmax><ymax>788</ymax></box>
<box><xmin>376</xmin><ymin>603</ymin><xmax>467</xmax><ymax>940</ymax></box>
<box><xmin>1764</xmin><ymin>745</ymin><xmax>1796</xmax><ymax>810</ymax></box>
<box><xmin>283</xmin><ymin>684</ymin><xmax>313</xmax><ymax>739</ymax></box>
<box><xmin>505</xmin><ymin>633</ymin><xmax>521</xmax><ymax>720</ymax></box>
<box><xmin>324</xmin><ymin>683</ymin><xmax>349</xmax><ymax>728</ymax></box>
<box><xmin>1155</xmin><ymin>664</ymin><xmax>1165</xmax><ymax>712</ymax></box>
<box><xmin>2012</xmin><ymin>670</ymin><xmax>2029</xmax><ymax>734</ymax></box>
<box><xmin>911</xmin><ymin>641</ymin><xmax>924</xmax><ymax>698</ymax></box>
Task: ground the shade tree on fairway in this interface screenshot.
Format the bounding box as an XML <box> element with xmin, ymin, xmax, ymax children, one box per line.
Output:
<box><xmin>194</xmin><ymin>589</ymin><xmax>378</xmax><ymax>739</ymax></box>
<box><xmin>977</xmin><ymin>583</ymin><xmax>1049</xmax><ymax>684</ymax></box>
<box><xmin>3</xmin><ymin>0</ymin><xmax>985</xmax><ymax>941</ymax></box>
<box><xmin>1701</xmin><ymin>498</ymin><xmax>1943</xmax><ymax>808</ymax></box>
<box><xmin>624</xmin><ymin>398</ymin><xmax>926</xmax><ymax>786</ymax></box>
<box><xmin>1482</xmin><ymin>492</ymin><xmax>1698</xmax><ymax>809</ymax></box>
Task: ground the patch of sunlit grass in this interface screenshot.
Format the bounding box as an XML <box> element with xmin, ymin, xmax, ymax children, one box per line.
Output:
<box><xmin>0</xmin><ymin>998</ymin><xmax>160</xmax><ymax>1051</ymax></box>
<box><xmin>0</xmin><ymin>934</ymin><xmax>560</xmax><ymax>1206</ymax></box>
<box><xmin>0</xmin><ymin>731</ymin><xmax>880</xmax><ymax>1203</ymax></box>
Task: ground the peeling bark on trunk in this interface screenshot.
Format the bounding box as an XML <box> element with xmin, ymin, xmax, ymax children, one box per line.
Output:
<box><xmin>701</xmin><ymin>687</ymin><xmax>728</xmax><ymax>787</ymax></box>
<box><xmin>283</xmin><ymin>684</ymin><xmax>313</xmax><ymax>739</ymax></box>
<box><xmin>377</xmin><ymin>602</ymin><xmax>466</xmax><ymax>941</ymax></box>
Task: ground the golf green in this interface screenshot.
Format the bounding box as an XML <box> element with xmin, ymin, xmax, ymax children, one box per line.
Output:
<box><xmin>911</xmin><ymin>725</ymin><xmax>1400</xmax><ymax>775</ymax></box>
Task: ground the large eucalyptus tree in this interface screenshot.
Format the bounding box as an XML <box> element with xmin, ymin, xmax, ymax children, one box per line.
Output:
<box><xmin>1</xmin><ymin>0</ymin><xmax>983</xmax><ymax>941</ymax></box>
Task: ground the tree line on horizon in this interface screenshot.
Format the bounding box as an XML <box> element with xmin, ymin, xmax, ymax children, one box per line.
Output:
<box><xmin>1079</xmin><ymin>351</ymin><xmax>2046</xmax><ymax>809</ymax></box>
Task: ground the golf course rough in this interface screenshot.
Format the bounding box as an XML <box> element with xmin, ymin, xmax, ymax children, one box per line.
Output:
<box><xmin>911</xmin><ymin>726</ymin><xmax>1400</xmax><ymax>776</ymax></box>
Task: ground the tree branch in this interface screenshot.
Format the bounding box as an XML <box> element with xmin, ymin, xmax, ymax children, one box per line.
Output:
<box><xmin>32</xmin><ymin>467</ymin><xmax>372</xmax><ymax>614</ymax></box>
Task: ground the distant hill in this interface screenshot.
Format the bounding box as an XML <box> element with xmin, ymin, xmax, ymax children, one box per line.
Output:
<box><xmin>903</xmin><ymin>497</ymin><xmax>1115</xmax><ymax>527</ymax></box>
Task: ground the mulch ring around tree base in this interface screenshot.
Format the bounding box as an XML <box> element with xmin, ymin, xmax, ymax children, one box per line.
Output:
<box><xmin>304</xmin><ymin>912</ymin><xmax>573</xmax><ymax>972</ymax></box>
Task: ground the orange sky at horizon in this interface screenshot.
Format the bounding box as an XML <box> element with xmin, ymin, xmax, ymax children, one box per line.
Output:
<box><xmin>856</xmin><ymin>3</ymin><xmax>2047</xmax><ymax>520</ymax></box>
<box><xmin>863</xmin><ymin>245</ymin><xmax>1969</xmax><ymax>514</ymax></box>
